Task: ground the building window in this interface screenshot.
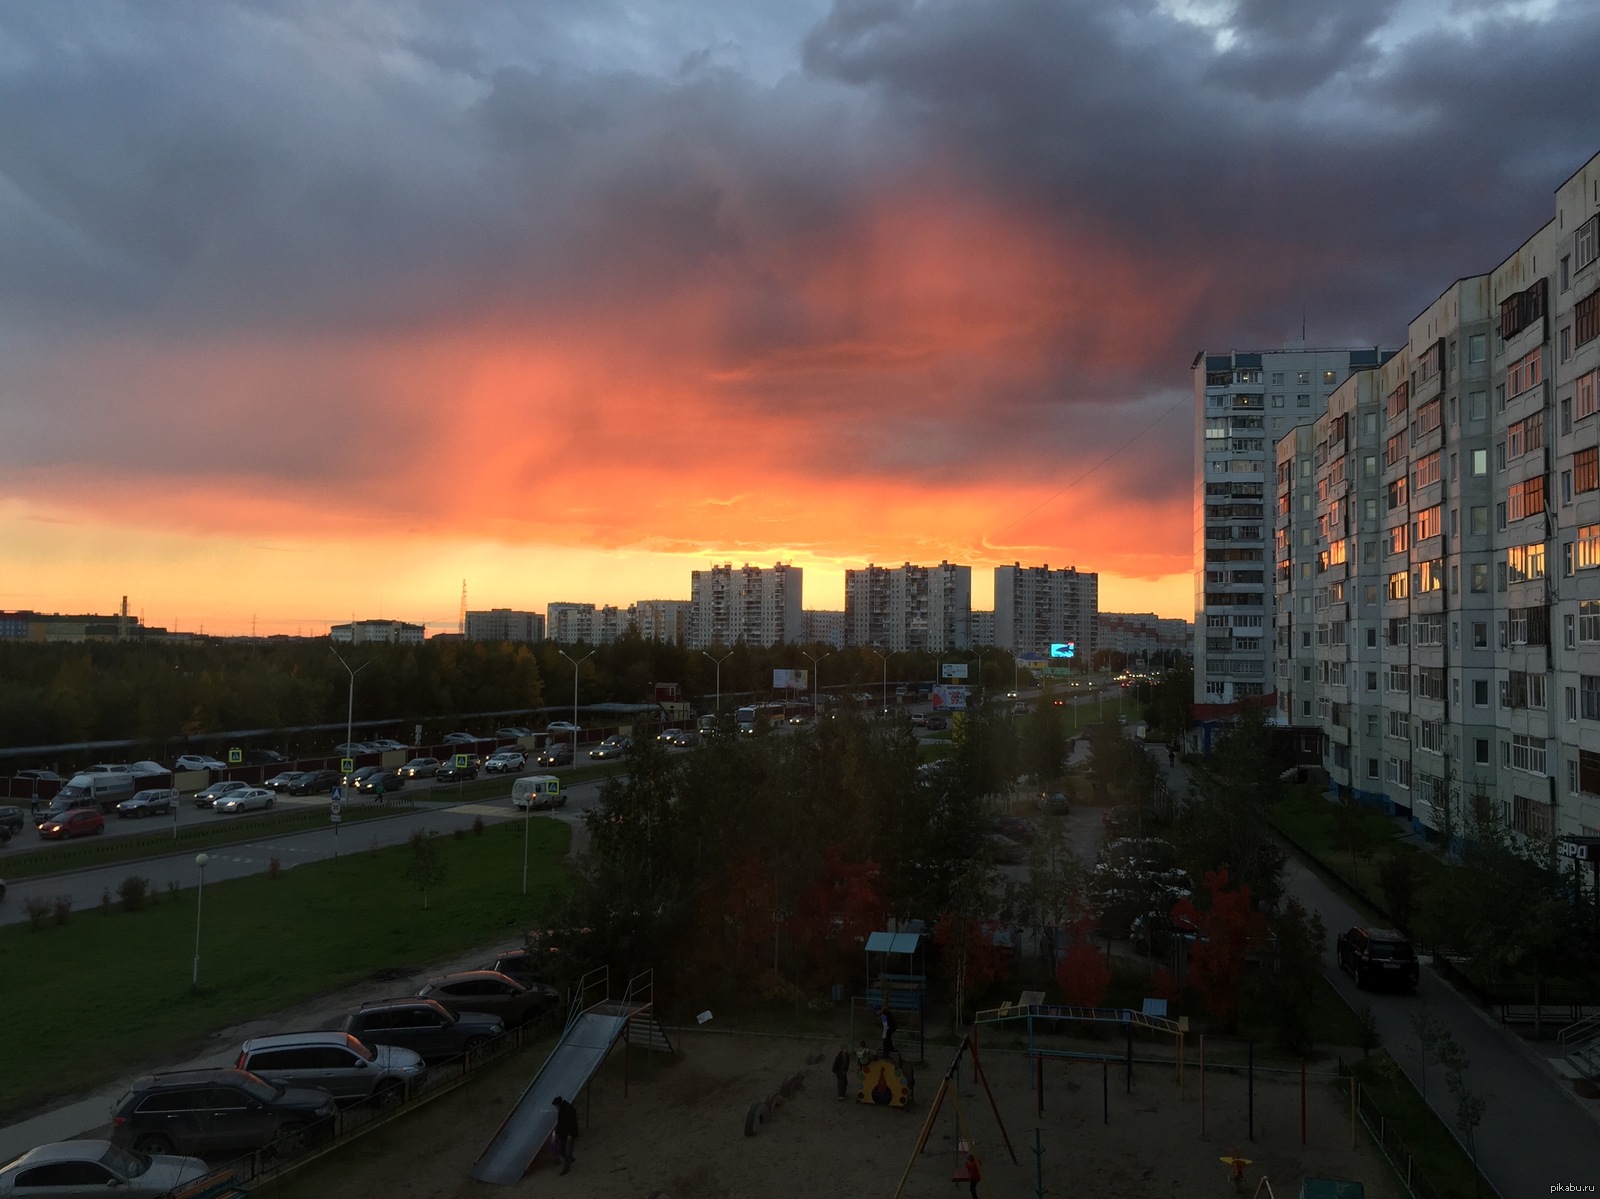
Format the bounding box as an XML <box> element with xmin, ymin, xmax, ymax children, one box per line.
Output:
<box><xmin>1506</xmin><ymin>476</ymin><xmax>1546</xmax><ymax>522</ymax></box>
<box><xmin>1471</xmin><ymin>449</ymin><xmax>1487</xmax><ymax>475</ymax></box>
<box><xmin>1578</xmin><ymin>370</ymin><xmax>1599</xmax><ymax>422</ymax></box>
<box><xmin>1469</xmin><ymin>506</ymin><xmax>1488</xmax><ymax>535</ymax></box>
<box><xmin>1506</xmin><ymin>542</ymin><xmax>1546</xmax><ymax>583</ymax></box>
<box><xmin>1562</xmin><ymin>255</ymin><xmax>1572</xmax><ymax>293</ymax></box>
<box><xmin>1580</xmin><ymin>600</ymin><xmax>1600</xmax><ymax>642</ymax></box>
<box><xmin>1575</xmin><ymin>525</ymin><xmax>1600</xmax><ymax>573</ymax></box>
<box><xmin>1506</xmin><ymin>348</ymin><xmax>1543</xmax><ymax>398</ymax></box>
<box><xmin>1508</xmin><ymin>411</ymin><xmax>1543</xmax><ymax>458</ymax></box>
<box><xmin>1298</xmin><ymin>371</ymin><xmax>1310</xmax><ymax>385</ymax></box>
<box><xmin>1578</xmin><ymin>290</ymin><xmax>1600</xmax><ymax>350</ymax></box>
<box><xmin>1297</xmin><ymin>394</ymin><xmax>1311</xmax><ymax>408</ymax></box>
<box><xmin>1387</xmin><ymin>570</ymin><xmax>1409</xmax><ymax>600</ymax></box>
<box><xmin>1579</xmin><ymin>215</ymin><xmax>1600</xmax><ymax>271</ymax></box>
<box><xmin>1470</xmin><ymin>563</ymin><xmax>1489</xmax><ymax>592</ymax></box>
<box><xmin>1582</xmin><ymin>676</ymin><xmax>1600</xmax><ymax>721</ymax></box>
<box><xmin>1413</xmin><ymin>451</ymin><xmax>1441</xmax><ymax>489</ymax></box>
<box><xmin>1473</xmin><ymin>622</ymin><xmax>1488</xmax><ymax>648</ymax></box>
<box><xmin>1507</xmin><ymin>733</ymin><xmax>1548</xmax><ymax>776</ymax></box>
<box><xmin>1562</xmin><ymin>325</ymin><xmax>1572</xmax><ymax>363</ymax></box>
<box><xmin>1414</xmin><ymin>504</ymin><xmax>1442</xmax><ymax>542</ymax></box>
<box><xmin>1577</xmin><ymin>448</ymin><xmax>1600</xmax><ymax>495</ymax></box>
<box><xmin>1474</xmin><ymin>738</ymin><xmax>1490</xmax><ymax>765</ymax></box>
<box><xmin>1323</xmin><ymin>370</ymin><xmax>1337</xmax><ymax>384</ymax></box>
<box><xmin>1473</xmin><ymin>678</ymin><xmax>1489</xmax><ymax>706</ymax></box>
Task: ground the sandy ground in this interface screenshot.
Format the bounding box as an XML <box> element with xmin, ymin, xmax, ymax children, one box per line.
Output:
<box><xmin>270</xmin><ymin>1028</ymin><xmax>1406</xmax><ymax>1199</ymax></box>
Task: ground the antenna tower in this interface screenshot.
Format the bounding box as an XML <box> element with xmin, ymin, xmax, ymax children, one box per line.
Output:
<box><xmin>459</xmin><ymin>579</ymin><xmax>468</xmax><ymax>636</ymax></box>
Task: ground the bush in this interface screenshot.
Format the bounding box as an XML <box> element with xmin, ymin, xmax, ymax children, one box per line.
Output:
<box><xmin>24</xmin><ymin>897</ymin><xmax>50</xmax><ymax>932</ymax></box>
<box><xmin>52</xmin><ymin>894</ymin><xmax>73</xmax><ymax>926</ymax></box>
<box><xmin>268</xmin><ymin>856</ymin><xmax>281</xmax><ymax>880</ymax></box>
<box><xmin>473</xmin><ymin>815</ymin><xmax>486</xmax><ymax>836</ymax></box>
<box><xmin>453</xmin><ymin>826</ymin><xmax>466</xmax><ymax>841</ymax></box>
<box><xmin>166</xmin><ymin>880</ymin><xmax>180</xmax><ymax>902</ymax></box>
<box><xmin>117</xmin><ymin>876</ymin><xmax>150</xmax><ymax>913</ymax></box>
<box><xmin>100</xmin><ymin>888</ymin><xmax>113</xmax><ymax>916</ymax></box>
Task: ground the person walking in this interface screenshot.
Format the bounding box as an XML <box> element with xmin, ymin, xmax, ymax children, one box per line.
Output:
<box><xmin>964</xmin><ymin>1152</ymin><xmax>981</xmax><ymax>1198</ymax></box>
<box><xmin>832</xmin><ymin>1046</ymin><xmax>853</xmax><ymax>1100</ymax></box>
<box><xmin>550</xmin><ymin>1094</ymin><xmax>579</xmax><ymax>1175</ymax></box>
<box><xmin>879</xmin><ymin>1001</ymin><xmax>897</xmax><ymax>1056</ymax></box>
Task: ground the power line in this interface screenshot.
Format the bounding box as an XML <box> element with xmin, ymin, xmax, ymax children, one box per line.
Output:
<box><xmin>987</xmin><ymin>391</ymin><xmax>1192</xmax><ymax>543</ymax></box>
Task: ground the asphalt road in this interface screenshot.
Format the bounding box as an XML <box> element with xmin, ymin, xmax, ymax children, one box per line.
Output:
<box><xmin>1149</xmin><ymin>746</ymin><xmax>1600</xmax><ymax>1198</ymax></box>
<box><xmin>0</xmin><ymin>778</ymin><xmax>606</xmax><ymax>930</ymax></box>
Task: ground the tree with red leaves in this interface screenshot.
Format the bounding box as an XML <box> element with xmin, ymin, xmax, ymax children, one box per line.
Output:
<box><xmin>1170</xmin><ymin>869</ymin><xmax>1265</xmax><ymax>1030</ymax></box>
<box><xmin>933</xmin><ymin>911</ymin><xmax>1016</xmax><ymax>1018</ymax></box>
<box><xmin>1054</xmin><ymin>915</ymin><xmax>1111</xmax><ymax>1007</ymax></box>
<box><xmin>788</xmin><ymin>845</ymin><xmax>887</xmax><ymax>984</ymax></box>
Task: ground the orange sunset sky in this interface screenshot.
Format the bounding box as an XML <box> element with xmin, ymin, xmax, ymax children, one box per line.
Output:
<box><xmin>0</xmin><ymin>2</ymin><xmax>1586</xmax><ymax>635</ymax></box>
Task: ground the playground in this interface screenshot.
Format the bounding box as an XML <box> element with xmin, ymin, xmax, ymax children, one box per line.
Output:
<box><xmin>277</xmin><ymin>1022</ymin><xmax>1408</xmax><ymax>1199</ymax></box>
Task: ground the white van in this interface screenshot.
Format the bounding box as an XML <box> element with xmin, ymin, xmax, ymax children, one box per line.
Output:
<box><xmin>511</xmin><ymin>775</ymin><xmax>564</xmax><ymax>812</ymax></box>
<box><xmin>54</xmin><ymin>771</ymin><xmax>137</xmax><ymax>813</ymax></box>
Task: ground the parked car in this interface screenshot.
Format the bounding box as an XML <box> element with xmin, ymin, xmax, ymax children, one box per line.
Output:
<box><xmin>1039</xmin><ymin>790</ymin><xmax>1072</xmax><ymax>816</ymax></box>
<box><xmin>436</xmin><ymin>755</ymin><xmax>481</xmax><ymax>783</ymax></box>
<box><xmin>588</xmin><ymin>736</ymin><xmax>632</xmax><ymax>760</ymax></box>
<box><xmin>264</xmin><ymin>771</ymin><xmax>305</xmax><ymax>792</ymax></box>
<box><xmin>290</xmin><ymin>769</ymin><xmax>340</xmax><ymax>796</ymax></box>
<box><xmin>984</xmin><ymin>833</ymin><xmax>1026</xmax><ymax>865</ymax></box>
<box><xmin>910</xmin><ymin>712</ymin><xmax>928</xmax><ymax>727</ymax></box>
<box><xmin>925</xmin><ymin>715</ymin><xmax>948</xmax><ymax>731</ymax></box>
<box><xmin>342</xmin><ymin>766</ymin><xmax>380</xmax><ymax>791</ymax></box>
<box><xmin>0</xmin><ymin>1140</ymin><xmax>212</xmax><ymax>1199</ymax></box>
<box><xmin>0</xmin><ymin>805</ymin><xmax>25</xmax><ymax>843</ymax></box>
<box><xmin>117</xmin><ymin>789</ymin><xmax>178</xmax><ymax>818</ymax></box>
<box><xmin>14</xmin><ymin>769</ymin><xmax>64</xmax><ymax>783</ymax></box>
<box><xmin>484</xmin><ymin>750</ymin><xmax>526</xmax><ymax>774</ymax></box>
<box><xmin>417</xmin><ymin>971</ymin><xmax>559</xmax><ymax>1027</ymax></box>
<box><xmin>481</xmin><ymin>949</ymin><xmax>543</xmax><ymax>987</ymax></box>
<box><xmin>242</xmin><ymin>749</ymin><xmax>288</xmax><ymax>766</ymax></box>
<box><xmin>214</xmin><ymin>787</ymin><xmax>275</xmax><ymax>814</ymax></box>
<box><xmin>334</xmin><ymin>743</ymin><xmax>376</xmax><ymax>758</ymax></box>
<box><xmin>398</xmin><ymin>757</ymin><xmax>440</xmax><ymax>779</ymax></box>
<box><xmin>193</xmin><ymin>780</ymin><xmax>250</xmax><ymax>809</ymax></box>
<box><xmin>993</xmin><ymin>816</ymin><xmax>1037</xmax><ymax>844</ymax></box>
<box><xmin>546</xmin><ymin>721</ymin><xmax>581</xmax><ymax>734</ymax></box>
<box><xmin>38</xmin><ymin>808</ymin><xmax>104</xmax><ymax>839</ymax></box>
<box><xmin>442</xmin><ymin>732</ymin><xmax>482</xmax><ymax>746</ymax></box>
<box><xmin>496</xmin><ymin>726</ymin><xmax>532</xmax><ymax>738</ymax></box>
<box><xmin>1336</xmin><ymin>927</ymin><xmax>1419</xmax><ymax>992</ymax></box>
<box><xmin>356</xmin><ymin>770</ymin><xmax>407</xmax><ymax>796</ymax></box>
<box><xmin>367</xmin><ymin>739</ymin><xmax>410</xmax><ymax>752</ymax></box>
<box><xmin>341</xmin><ymin>999</ymin><xmax>504</xmax><ymax>1063</ymax></box>
<box><xmin>534</xmin><ymin>744</ymin><xmax>573</xmax><ymax>768</ymax></box>
<box><xmin>236</xmin><ymin>1031</ymin><xmax>425</xmax><ymax>1108</ymax></box>
<box><xmin>173</xmin><ymin>755</ymin><xmax>226</xmax><ymax>773</ymax></box>
<box><xmin>110</xmin><ymin>1068</ymin><xmax>336</xmax><ymax>1158</ymax></box>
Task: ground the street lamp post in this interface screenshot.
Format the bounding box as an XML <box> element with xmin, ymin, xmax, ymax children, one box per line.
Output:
<box><xmin>702</xmin><ymin>649</ymin><xmax>733</xmax><ymax>714</ymax></box>
<box><xmin>801</xmin><ymin>651</ymin><xmax>831</xmax><ymax>713</ymax></box>
<box><xmin>329</xmin><ymin>646</ymin><xmax>371</xmax><ymax>757</ymax></box>
<box><xmin>558</xmin><ymin>650</ymin><xmax>595</xmax><ymax>762</ymax></box>
<box><xmin>191</xmin><ymin>852</ymin><xmax>209</xmax><ymax>991</ymax></box>
<box><xmin>867</xmin><ymin>648</ymin><xmax>888</xmax><ymax>715</ymax></box>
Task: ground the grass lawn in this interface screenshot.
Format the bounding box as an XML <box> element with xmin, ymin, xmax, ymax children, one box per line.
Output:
<box><xmin>0</xmin><ymin>803</ymin><xmax>399</xmax><ymax>882</ymax></box>
<box><xmin>0</xmin><ymin>817</ymin><xmax>572</xmax><ymax>1118</ymax></box>
<box><xmin>1347</xmin><ymin>1047</ymin><xmax>1487</xmax><ymax>1199</ymax></box>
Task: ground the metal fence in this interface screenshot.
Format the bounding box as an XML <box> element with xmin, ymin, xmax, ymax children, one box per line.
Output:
<box><xmin>1348</xmin><ymin>1072</ymin><xmax>1463</xmax><ymax>1199</ymax></box>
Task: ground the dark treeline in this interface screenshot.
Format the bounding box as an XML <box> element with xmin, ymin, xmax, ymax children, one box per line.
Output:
<box><xmin>0</xmin><ymin>635</ymin><xmax>1029</xmax><ymax>754</ymax></box>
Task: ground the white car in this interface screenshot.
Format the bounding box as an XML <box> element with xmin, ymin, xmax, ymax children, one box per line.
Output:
<box><xmin>0</xmin><ymin>1141</ymin><xmax>211</xmax><ymax>1199</ymax></box>
<box><xmin>117</xmin><ymin>789</ymin><xmax>178</xmax><ymax>818</ymax></box>
<box><xmin>546</xmin><ymin>721</ymin><xmax>581</xmax><ymax>734</ymax></box>
<box><xmin>485</xmin><ymin>750</ymin><xmax>526</xmax><ymax>774</ymax></box>
<box><xmin>214</xmin><ymin>787</ymin><xmax>275</xmax><ymax>814</ymax></box>
<box><xmin>174</xmin><ymin>754</ymin><xmax>227</xmax><ymax>772</ymax></box>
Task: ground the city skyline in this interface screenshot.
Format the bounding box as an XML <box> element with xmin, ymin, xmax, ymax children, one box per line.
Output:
<box><xmin>3</xmin><ymin>3</ymin><xmax>1598</xmax><ymax>636</ymax></box>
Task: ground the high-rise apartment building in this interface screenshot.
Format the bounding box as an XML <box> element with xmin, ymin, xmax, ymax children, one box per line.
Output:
<box><xmin>844</xmin><ymin>562</ymin><xmax>971</xmax><ymax>651</ymax></box>
<box><xmin>1267</xmin><ymin>147</ymin><xmax>1600</xmax><ymax>844</ymax></box>
<box><xmin>803</xmin><ymin>610</ymin><xmax>847</xmax><ymax>648</ymax></box>
<box><xmin>993</xmin><ymin>564</ymin><xmax>1098</xmax><ymax>658</ymax></box>
<box><xmin>1097</xmin><ymin>612</ymin><xmax>1192</xmax><ymax>660</ymax></box>
<box><xmin>687</xmin><ymin>563</ymin><xmax>803</xmax><ymax>649</ymax></box>
<box><xmin>632</xmin><ymin>600</ymin><xmax>691</xmax><ymax>645</ymax></box>
<box><xmin>546</xmin><ymin>603</ymin><xmax>597</xmax><ymax>644</ymax></box>
<box><xmin>1194</xmin><ymin>345</ymin><xmax>1395</xmax><ymax>706</ymax></box>
<box><xmin>464</xmin><ymin>609</ymin><xmax>545</xmax><ymax>643</ymax></box>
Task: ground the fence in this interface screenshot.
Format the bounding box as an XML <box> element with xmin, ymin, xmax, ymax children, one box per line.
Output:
<box><xmin>1339</xmin><ymin>1061</ymin><xmax>1491</xmax><ymax>1199</ymax></box>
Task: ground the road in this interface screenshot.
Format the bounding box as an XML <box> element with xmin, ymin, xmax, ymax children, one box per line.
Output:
<box><xmin>1150</xmin><ymin>746</ymin><xmax>1600</xmax><ymax>1198</ymax></box>
<box><xmin>0</xmin><ymin>778</ymin><xmax>607</xmax><ymax>930</ymax></box>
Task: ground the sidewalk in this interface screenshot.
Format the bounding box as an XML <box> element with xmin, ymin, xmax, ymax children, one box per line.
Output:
<box><xmin>1150</xmin><ymin>746</ymin><xmax>1600</xmax><ymax>1196</ymax></box>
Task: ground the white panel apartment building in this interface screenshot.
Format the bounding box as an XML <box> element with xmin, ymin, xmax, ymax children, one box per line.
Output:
<box><xmin>1097</xmin><ymin>612</ymin><xmax>1193</xmax><ymax>660</ymax></box>
<box><xmin>464</xmin><ymin>609</ymin><xmax>545</xmax><ymax>643</ymax></box>
<box><xmin>687</xmin><ymin>563</ymin><xmax>804</xmax><ymax>649</ymax></box>
<box><xmin>1271</xmin><ymin>148</ymin><xmax>1600</xmax><ymax>843</ymax></box>
<box><xmin>330</xmin><ymin>619</ymin><xmax>424</xmax><ymax>645</ymax></box>
<box><xmin>632</xmin><ymin>600</ymin><xmax>691</xmax><ymax>646</ymax></box>
<box><xmin>993</xmin><ymin>565</ymin><xmax>1098</xmax><ymax>658</ymax></box>
<box><xmin>1194</xmin><ymin>346</ymin><xmax>1394</xmax><ymax>706</ymax></box>
<box><xmin>844</xmin><ymin>562</ymin><xmax>972</xmax><ymax>651</ymax></box>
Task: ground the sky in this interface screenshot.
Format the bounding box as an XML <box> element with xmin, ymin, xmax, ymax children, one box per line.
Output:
<box><xmin>1</xmin><ymin>0</ymin><xmax>1596</xmax><ymax>636</ymax></box>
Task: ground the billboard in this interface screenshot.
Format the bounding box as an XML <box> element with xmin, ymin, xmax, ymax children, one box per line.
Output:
<box><xmin>930</xmin><ymin>685</ymin><xmax>970</xmax><ymax>711</ymax></box>
<box><xmin>941</xmin><ymin>662</ymin><xmax>969</xmax><ymax>680</ymax></box>
<box><xmin>1049</xmin><ymin>642</ymin><xmax>1077</xmax><ymax>659</ymax></box>
<box><xmin>773</xmin><ymin>668</ymin><xmax>810</xmax><ymax>690</ymax></box>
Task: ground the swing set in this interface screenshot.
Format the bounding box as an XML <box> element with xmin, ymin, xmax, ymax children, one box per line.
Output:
<box><xmin>890</xmin><ymin>1035</ymin><xmax>1016</xmax><ymax>1199</ymax></box>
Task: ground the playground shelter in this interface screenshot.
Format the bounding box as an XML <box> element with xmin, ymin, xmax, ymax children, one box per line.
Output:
<box><xmin>855</xmin><ymin>930</ymin><xmax>928</xmax><ymax>1062</ymax></box>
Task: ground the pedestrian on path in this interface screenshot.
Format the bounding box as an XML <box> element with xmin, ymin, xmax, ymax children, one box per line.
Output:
<box><xmin>832</xmin><ymin>1046</ymin><xmax>853</xmax><ymax>1100</ymax></box>
<box><xmin>551</xmin><ymin>1095</ymin><xmax>579</xmax><ymax>1175</ymax></box>
<box><xmin>879</xmin><ymin>1002</ymin><xmax>897</xmax><ymax>1056</ymax></box>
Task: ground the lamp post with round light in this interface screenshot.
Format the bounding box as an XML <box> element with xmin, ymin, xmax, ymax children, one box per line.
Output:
<box><xmin>558</xmin><ymin>649</ymin><xmax>595</xmax><ymax>762</ymax></box>
<box><xmin>801</xmin><ymin>650</ymin><xmax>831</xmax><ymax>714</ymax></box>
<box><xmin>702</xmin><ymin>649</ymin><xmax>733</xmax><ymax>715</ymax></box>
<box><xmin>191</xmin><ymin>853</ymin><xmax>210</xmax><ymax>992</ymax></box>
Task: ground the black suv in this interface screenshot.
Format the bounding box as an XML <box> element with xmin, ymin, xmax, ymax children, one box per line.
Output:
<box><xmin>341</xmin><ymin>998</ymin><xmax>504</xmax><ymax>1063</ymax></box>
<box><xmin>110</xmin><ymin>1067</ymin><xmax>337</xmax><ymax>1157</ymax></box>
<box><xmin>1336</xmin><ymin>926</ymin><xmax>1420</xmax><ymax>992</ymax></box>
<box><xmin>0</xmin><ymin>805</ymin><xmax>24</xmax><ymax>843</ymax></box>
<box><xmin>288</xmin><ymin>769</ymin><xmax>340</xmax><ymax>796</ymax></box>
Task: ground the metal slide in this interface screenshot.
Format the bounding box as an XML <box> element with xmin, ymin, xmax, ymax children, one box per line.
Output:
<box><xmin>470</xmin><ymin>1003</ymin><xmax>633</xmax><ymax>1186</ymax></box>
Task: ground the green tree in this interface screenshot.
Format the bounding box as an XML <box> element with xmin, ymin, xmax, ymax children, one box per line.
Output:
<box><xmin>403</xmin><ymin>829</ymin><xmax>445</xmax><ymax>909</ymax></box>
<box><xmin>1251</xmin><ymin>898</ymin><xmax>1325</xmax><ymax>1053</ymax></box>
<box><xmin>1173</xmin><ymin>706</ymin><xmax>1286</xmax><ymax>906</ymax></box>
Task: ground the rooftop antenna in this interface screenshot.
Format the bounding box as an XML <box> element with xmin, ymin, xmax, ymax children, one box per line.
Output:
<box><xmin>459</xmin><ymin>579</ymin><xmax>468</xmax><ymax>635</ymax></box>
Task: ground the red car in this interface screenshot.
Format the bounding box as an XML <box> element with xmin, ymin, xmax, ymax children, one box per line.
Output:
<box><xmin>38</xmin><ymin>808</ymin><xmax>104</xmax><ymax>839</ymax></box>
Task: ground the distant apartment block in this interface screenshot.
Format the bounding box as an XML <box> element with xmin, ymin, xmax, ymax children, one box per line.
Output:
<box><xmin>0</xmin><ymin>609</ymin><xmax>163</xmax><ymax>642</ymax></box>
<box><xmin>803</xmin><ymin>609</ymin><xmax>847</xmax><ymax>648</ymax></box>
<box><xmin>971</xmin><ymin>610</ymin><xmax>995</xmax><ymax>648</ymax></box>
<box><xmin>464</xmin><ymin>609</ymin><xmax>545</xmax><ymax>643</ymax></box>
<box><xmin>844</xmin><ymin>562</ymin><xmax>971</xmax><ymax>651</ymax></box>
<box><xmin>688</xmin><ymin>563</ymin><xmax>803</xmax><ymax>648</ymax></box>
<box><xmin>546</xmin><ymin>603</ymin><xmax>596</xmax><ymax>644</ymax></box>
<box><xmin>632</xmin><ymin>600</ymin><xmax>691</xmax><ymax>645</ymax></box>
<box><xmin>330</xmin><ymin>619</ymin><xmax>424</xmax><ymax>645</ymax></box>
<box><xmin>1193</xmin><ymin>344</ymin><xmax>1396</xmax><ymax>706</ymax></box>
<box><xmin>1097</xmin><ymin>612</ymin><xmax>1192</xmax><ymax>659</ymax></box>
<box><xmin>993</xmin><ymin>565</ymin><xmax>1098</xmax><ymax>658</ymax></box>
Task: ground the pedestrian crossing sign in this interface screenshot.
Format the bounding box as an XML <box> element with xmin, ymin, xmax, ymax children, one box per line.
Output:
<box><xmin>454</xmin><ymin>753</ymin><xmax>469</xmax><ymax>768</ymax></box>
<box><xmin>340</xmin><ymin>757</ymin><xmax>354</xmax><ymax>773</ymax></box>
